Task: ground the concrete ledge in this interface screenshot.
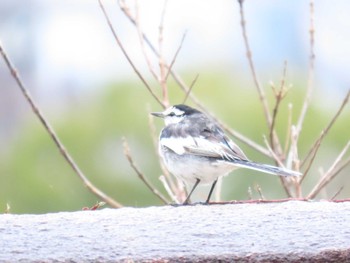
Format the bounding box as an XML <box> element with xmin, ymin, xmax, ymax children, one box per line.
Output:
<box><xmin>1</xmin><ymin>201</ymin><xmax>350</xmax><ymax>262</ymax></box>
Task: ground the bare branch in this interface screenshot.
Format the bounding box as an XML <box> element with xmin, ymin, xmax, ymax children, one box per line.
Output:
<box><xmin>263</xmin><ymin>135</ymin><xmax>285</xmax><ymax>168</ymax></box>
<box><xmin>183</xmin><ymin>73</ymin><xmax>199</xmax><ymax>104</ymax></box>
<box><xmin>5</xmin><ymin>203</ymin><xmax>11</xmax><ymax>214</ymax></box>
<box><xmin>238</xmin><ymin>0</ymin><xmax>272</xmax><ymax>127</ymax></box>
<box><xmin>119</xmin><ymin>0</ymin><xmax>191</xmax><ymax>97</ymax></box>
<box><xmin>307</xmin><ymin>140</ymin><xmax>350</xmax><ymax>199</ymax></box>
<box><xmin>301</xmin><ymin>89</ymin><xmax>350</xmax><ymax>167</ymax></box>
<box><xmin>98</xmin><ymin>0</ymin><xmax>165</xmax><ymax>108</ymax></box>
<box><xmin>295</xmin><ymin>0</ymin><xmax>315</xmax><ymax>136</ymax></box>
<box><xmin>135</xmin><ymin>0</ymin><xmax>159</xmax><ymax>82</ymax></box>
<box><xmin>299</xmin><ymin>131</ymin><xmax>323</xmax><ymax>183</ymax></box>
<box><xmin>136</xmin><ymin>0</ymin><xmax>187</xmax><ymax>104</ymax></box>
<box><xmin>283</xmin><ymin>103</ymin><xmax>293</xmax><ymax>155</ymax></box>
<box><xmin>165</xmin><ymin>32</ymin><xmax>187</xmax><ymax>82</ymax></box>
<box><xmin>219</xmin><ymin>120</ymin><xmax>272</xmax><ymax>157</ymax></box>
<box><xmin>123</xmin><ymin>138</ymin><xmax>169</xmax><ymax>204</ymax></box>
<box><xmin>286</xmin><ymin>126</ymin><xmax>300</xmax><ymax>170</ymax></box>
<box><xmin>159</xmin><ymin>175</ymin><xmax>179</xmax><ymax>204</ymax></box>
<box><xmin>158</xmin><ymin>0</ymin><xmax>170</xmax><ymax>107</ymax></box>
<box><xmin>269</xmin><ymin>61</ymin><xmax>288</xmax><ymax>155</ymax></box>
<box><xmin>0</xmin><ymin>43</ymin><xmax>122</xmax><ymax>208</ymax></box>
<box><xmin>288</xmin><ymin>1</ymin><xmax>316</xmax><ymax>199</ymax></box>
<box><xmin>331</xmin><ymin>186</ymin><xmax>344</xmax><ymax>201</ymax></box>
<box><xmin>263</xmin><ymin>135</ymin><xmax>293</xmax><ymax>197</ymax></box>
<box><xmin>330</xmin><ymin>156</ymin><xmax>350</xmax><ymax>180</ymax></box>
<box><xmin>285</xmin><ymin>126</ymin><xmax>301</xmax><ymax>197</ymax></box>
<box><xmin>254</xmin><ymin>184</ymin><xmax>265</xmax><ymax>200</ymax></box>
<box><xmin>119</xmin><ymin>0</ymin><xmax>160</xmax><ymax>56</ymax></box>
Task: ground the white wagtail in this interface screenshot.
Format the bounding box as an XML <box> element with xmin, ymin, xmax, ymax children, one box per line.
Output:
<box><xmin>152</xmin><ymin>104</ymin><xmax>301</xmax><ymax>205</ymax></box>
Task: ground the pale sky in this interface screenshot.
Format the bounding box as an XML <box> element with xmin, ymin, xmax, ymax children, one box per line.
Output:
<box><xmin>1</xmin><ymin>0</ymin><xmax>350</xmax><ymax>99</ymax></box>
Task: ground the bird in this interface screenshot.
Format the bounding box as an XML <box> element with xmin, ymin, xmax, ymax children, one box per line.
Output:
<box><xmin>151</xmin><ymin>104</ymin><xmax>301</xmax><ymax>205</ymax></box>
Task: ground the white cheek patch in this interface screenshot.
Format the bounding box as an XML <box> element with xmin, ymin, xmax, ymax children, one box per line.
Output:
<box><xmin>164</xmin><ymin>116</ymin><xmax>184</xmax><ymax>125</ymax></box>
<box><xmin>160</xmin><ymin>137</ymin><xmax>196</xmax><ymax>155</ymax></box>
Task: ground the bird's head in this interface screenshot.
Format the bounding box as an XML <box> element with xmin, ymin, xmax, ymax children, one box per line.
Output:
<box><xmin>151</xmin><ymin>104</ymin><xmax>200</xmax><ymax>126</ymax></box>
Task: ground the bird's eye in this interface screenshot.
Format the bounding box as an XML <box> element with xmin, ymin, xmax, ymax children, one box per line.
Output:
<box><xmin>168</xmin><ymin>112</ymin><xmax>176</xmax><ymax>117</ymax></box>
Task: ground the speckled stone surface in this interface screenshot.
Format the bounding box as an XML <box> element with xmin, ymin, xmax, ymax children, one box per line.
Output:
<box><xmin>1</xmin><ymin>201</ymin><xmax>350</xmax><ymax>262</ymax></box>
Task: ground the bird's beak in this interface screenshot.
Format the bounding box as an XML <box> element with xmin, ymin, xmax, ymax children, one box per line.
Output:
<box><xmin>151</xmin><ymin>111</ymin><xmax>165</xmax><ymax>118</ymax></box>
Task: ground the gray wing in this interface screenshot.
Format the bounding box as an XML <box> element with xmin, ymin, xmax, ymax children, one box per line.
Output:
<box><xmin>161</xmin><ymin>115</ymin><xmax>248</xmax><ymax>161</ymax></box>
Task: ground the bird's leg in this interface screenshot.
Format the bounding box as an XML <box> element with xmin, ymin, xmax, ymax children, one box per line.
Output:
<box><xmin>183</xmin><ymin>178</ymin><xmax>200</xmax><ymax>205</ymax></box>
<box><xmin>205</xmin><ymin>179</ymin><xmax>218</xmax><ymax>204</ymax></box>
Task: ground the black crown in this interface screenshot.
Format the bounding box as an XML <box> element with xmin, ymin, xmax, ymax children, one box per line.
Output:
<box><xmin>174</xmin><ymin>104</ymin><xmax>201</xmax><ymax>115</ymax></box>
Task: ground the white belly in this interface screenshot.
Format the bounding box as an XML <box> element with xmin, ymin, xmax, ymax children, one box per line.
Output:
<box><xmin>162</xmin><ymin>150</ymin><xmax>236</xmax><ymax>185</ymax></box>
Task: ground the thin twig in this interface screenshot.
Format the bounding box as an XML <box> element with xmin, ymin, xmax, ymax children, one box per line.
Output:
<box><xmin>183</xmin><ymin>74</ymin><xmax>199</xmax><ymax>104</ymax></box>
<box><xmin>136</xmin><ymin>2</ymin><xmax>185</xmax><ymax>105</ymax></box>
<box><xmin>5</xmin><ymin>203</ymin><xmax>11</xmax><ymax>214</ymax></box>
<box><xmin>301</xmin><ymin>89</ymin><xmax>350</xmax><ymax>167</ymax></box>
<box><xmin>295</xmin><ymin>0</ymin><xmax>315</xmax><ymax>136</ymax></box>
<box><xmin>283</xmin><ymin>103</ymin><xmax>293</xmax><ymax>155</ymax></box>
<box><xmin>182</xmin><ymin>91</ymin><xmax>273</xmax><ymax>157</ymax></box>
<box><xmin>221</xmin><ymin>121</ymin><xmax>272</xmax><ymax>157</ymax></box>
<box><xmin>255</xmin><ymin>184</ymin><xmax>265</xmax><ymax>200</ymax></box>
<box><xmin>286</xmin><ymin>126</ymin><xmax>300</xmax><ymax>172</ymax></box>
<box><xmin>238</xmin><ymin>0</ymin><xmax>272</xmax><ymax>127</ymax></box>
<box><xmin>269</xmin><ymin>61</ymin><xmax>288</xmax><ymax>155</ymax></box>
<box><xmin>0</xmin><ymin>43</ymin><xmax>122</xmax><ymax>208</ymax></box>
<box><xmin>307</xmin><ymin>140</ymin><xmax>350</xmax><ymax>199</ymax></box>
<box><xmin>299</xmin><ymin>131</ymin><xmax>323</xmax><ymax>183</ymax></box>
<box><xmin>263</xmin><ymin>135</ymin><xmax>292</xmax><ymax>197</ymax></box>
<box><xmin>123</xmin><ymin>138</ymin><xmax>169</xmax><ymax>204</ymax></box>
<box><xmin>165</xmin><ymin>32</ymin><xmax>187</xmax><ymax>82</ymax></box>
<box><xmin>158</xmin><ymin>0</ymin><xmax>169</xmax><ymax>107</ymax></box>
<box><xmin>120</xmin><ymin>0</ymin><xmax>193</xmax><ymax>99</ymax></box>
<box><xmin>159</xmin><ymin>175</ymin><xmax>179</xmax><ymax>204</ymax></box>
<box><xmin>98</xmin><ymin>0</ymin><xmax>165</xmax><ymax>108</ymax></box>
<box><xmin>285</xmin><ymin>125</ymin><xmax>300</xmax><ymax>197</ymax></box>
<box><xmin>119</xmin><ymin>0</ymin><xmax>160</xmax><ymax>56</ymax></box>
<box><xmin>329</xmin><ymin>156</ymin><xmax>350</xmax><ymax>182</ymax></box>
<box><xmin>135</xmin><ymin>0</ymin><xmax>159</xmax><ymax>82</ymax></box>
<box><xmin>325</xmin><ymin>158</ymin><xmax>350</xmax><ymax>194</ymax></box>
<box><xmin>331</xmin><ymin>186</ymin><xmax>344</xmax><ymax>201</ymax></box>
<box><xmin>176</xmin><ymin>179</ymin><xmax>188</xmax><ymax>203</ymax></box>
<box><xmin>263</xmin><ymin>135</ymin><xmax>285</xmax><ymax>168</ymax></box>
<box><xmin>288</xmin><ymin>1</ymin><xmax>315</xmax><ymax>197</ymax></box>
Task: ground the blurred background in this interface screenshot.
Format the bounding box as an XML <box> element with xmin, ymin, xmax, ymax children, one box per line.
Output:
<box><xmin>1</xmin><ymin>0</ymin><xmax>349</xmax><ymax>213</ymax></box>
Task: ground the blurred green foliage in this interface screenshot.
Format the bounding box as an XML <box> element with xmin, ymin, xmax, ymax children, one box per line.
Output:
<box><xmin>1</xmin><ymin>72</ymin><xmax>349</xmax><ymax>213</ymax></box>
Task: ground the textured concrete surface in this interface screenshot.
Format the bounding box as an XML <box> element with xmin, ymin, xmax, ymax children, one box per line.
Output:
<box><xmin>0</xmin><ymin>201</ymin><xmax>350</xmax><ymax>262</ymax></box>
